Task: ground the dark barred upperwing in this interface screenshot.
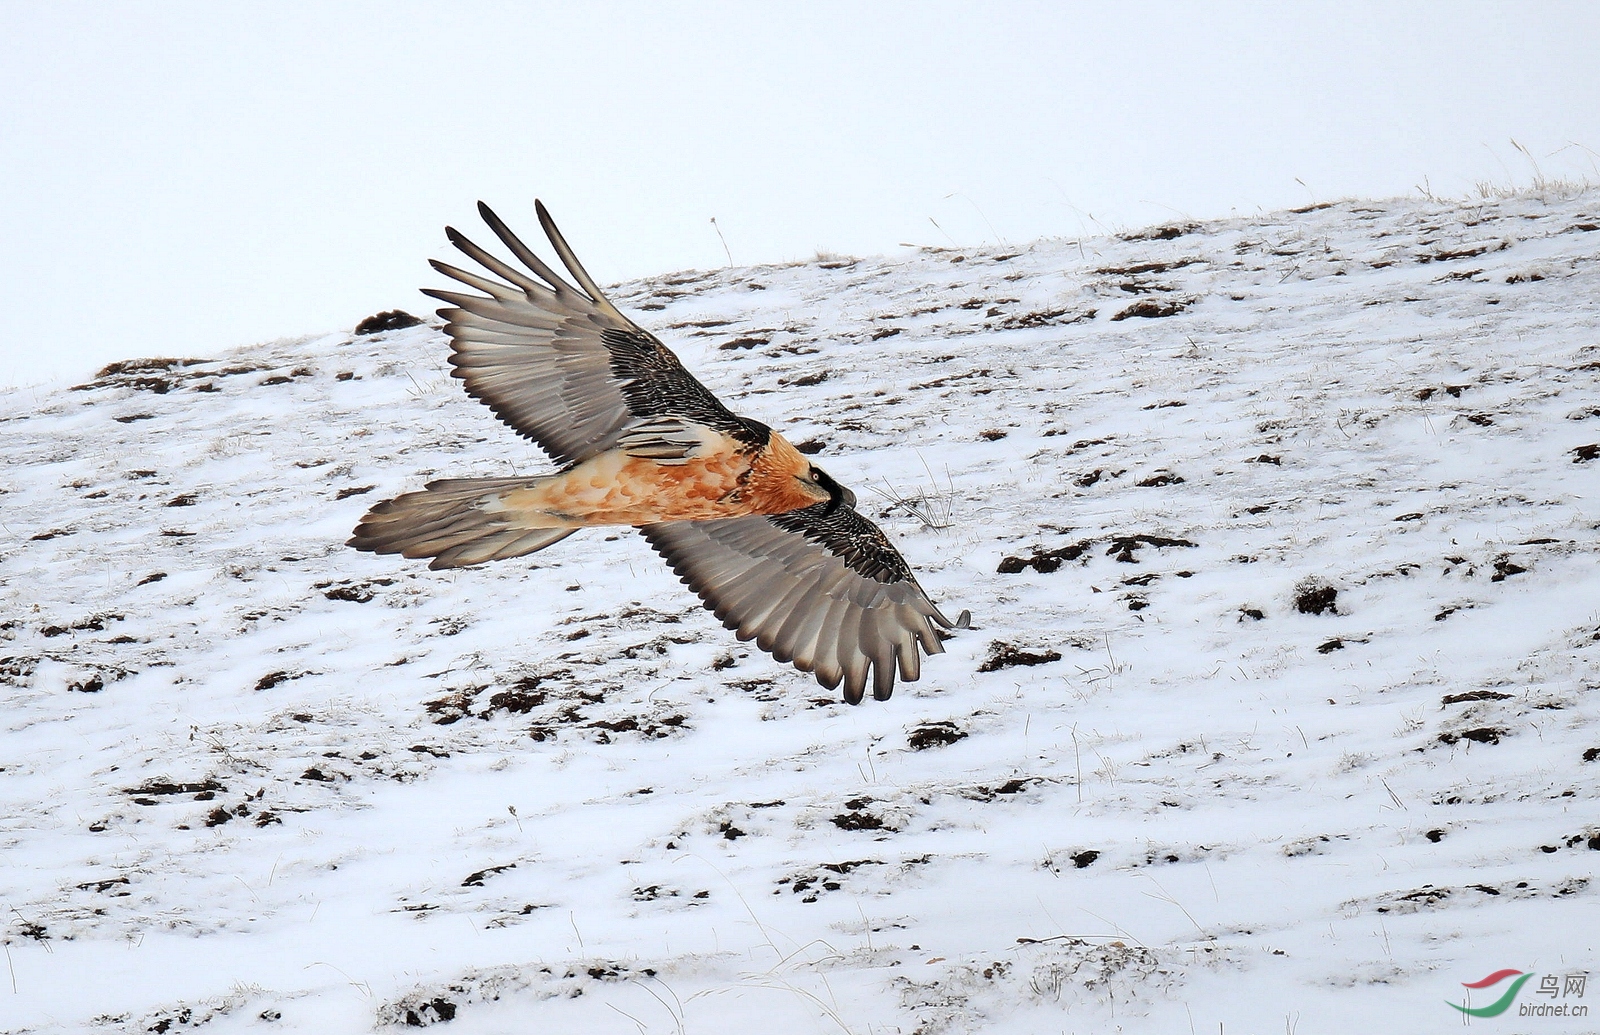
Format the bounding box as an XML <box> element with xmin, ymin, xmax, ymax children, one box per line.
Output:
<box><xmin>423</xmin><ymin>201</ymin><xmax>767</xmax><ymax>467</ymax></box>
<box><xmin>639</xmin><ymin>503</ymin><xmax>958</xmax><ymax>703</ymax></box>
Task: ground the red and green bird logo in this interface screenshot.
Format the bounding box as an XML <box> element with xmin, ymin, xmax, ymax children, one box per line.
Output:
<box><xmin>1448</xmin><ymin>969</ymin><xmax>1532</xmax><ymax>1017</ymax></box>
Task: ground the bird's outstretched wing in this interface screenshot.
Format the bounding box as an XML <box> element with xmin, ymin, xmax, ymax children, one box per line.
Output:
<box><xmin>423</xmin><ymin>202</ymin><xmax>767</xmax><ymax>466</ymax></box>
<box><xmin>640</xmin><ymin>504</ymin><xmax>960</xmax><ymax>704</ymax></box>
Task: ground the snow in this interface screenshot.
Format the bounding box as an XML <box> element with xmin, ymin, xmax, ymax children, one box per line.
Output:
<box><xmin>3</xmin><ymin>188</ymin><xmax>1598</xmax><ymax>1034</ymax></box>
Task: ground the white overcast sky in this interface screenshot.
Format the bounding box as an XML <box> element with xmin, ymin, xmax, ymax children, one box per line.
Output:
<box><xmin>3</xmin><ymin>1</ymin><xmax>1598</xmax><ymax>389</ymax></box>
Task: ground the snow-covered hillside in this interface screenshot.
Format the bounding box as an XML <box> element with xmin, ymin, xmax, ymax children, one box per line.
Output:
<box><xmin>3</xmin><ymin>189</ymin><xmax>1598</xmax><ymax>1034</ymax></box>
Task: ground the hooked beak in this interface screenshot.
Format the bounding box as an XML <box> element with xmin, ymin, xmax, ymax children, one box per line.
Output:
<box><xmin>808</xmin><ymin>467</ymin><xmax>855</xmax><ymax>516</ymax></box>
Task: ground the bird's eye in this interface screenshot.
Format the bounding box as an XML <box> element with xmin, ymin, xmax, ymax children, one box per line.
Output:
<box><xmin>809</xmin><ymin>468</ymin><xmax>822</xmax><ymax>482</ymax></box>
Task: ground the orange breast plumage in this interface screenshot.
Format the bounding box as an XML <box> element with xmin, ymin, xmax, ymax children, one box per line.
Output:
<box><xmin>500</xmin><ymin>447</ymin><xmax>758</xmax><ymax>527</ymax></box>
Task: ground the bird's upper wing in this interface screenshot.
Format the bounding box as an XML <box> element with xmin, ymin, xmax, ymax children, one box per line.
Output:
<box><xmin>639</xmin><ymin>504</ymin><xmax>960</xmax><ymax>704</ymax></box>
<box><xmin>423</xmin><ymin>201</ymin><xmax>766</xmax><ymax>467</ymax></box>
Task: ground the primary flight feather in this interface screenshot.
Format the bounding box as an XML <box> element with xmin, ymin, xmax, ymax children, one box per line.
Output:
<box><xmin>349</xmin><ymin>201</ymin><xmax>962</xmax><ymax>703</ymax></box>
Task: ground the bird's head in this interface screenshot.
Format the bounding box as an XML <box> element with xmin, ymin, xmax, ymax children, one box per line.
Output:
<box><xmin>797</xmin><ymin>464</ymin><xmax>856</xmax><ymax>516</ymax></box>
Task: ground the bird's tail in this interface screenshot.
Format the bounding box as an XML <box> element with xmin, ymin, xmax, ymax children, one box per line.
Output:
<box><xmin>348</xmin><ymin>477</ymin><xmax>576</xmax><ymax>570</ymax></box>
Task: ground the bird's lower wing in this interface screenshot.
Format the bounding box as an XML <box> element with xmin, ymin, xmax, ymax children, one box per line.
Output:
<box><xmin>639</xmin><ymin>505</ymin><xmax>957</xmax><ymax>703</ymax></box>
